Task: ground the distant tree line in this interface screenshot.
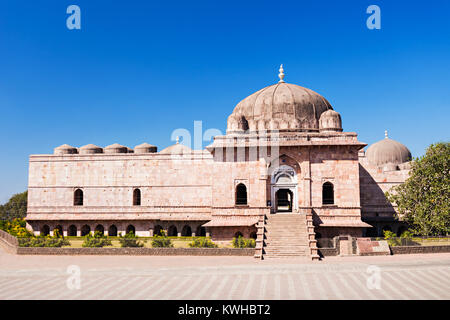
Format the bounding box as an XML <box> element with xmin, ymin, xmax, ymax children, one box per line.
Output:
<box><xmin>0</xmin><ymin>191</ymin><xmax>27</xmax><ymax>221</ymax></box>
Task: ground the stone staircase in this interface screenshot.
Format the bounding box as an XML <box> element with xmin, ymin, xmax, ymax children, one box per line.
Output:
<box><xmin>256</xmin><ymin>213</ymin><xmax>319</xmax><ymax>260</ymax></box>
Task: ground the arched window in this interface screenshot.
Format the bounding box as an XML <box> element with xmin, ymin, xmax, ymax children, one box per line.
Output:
<box><xmin>234</xmin><ymin>231</ymin><xmax>243</xmax><ymax>238</ymax></box>
<box><xmin>108</xmin><ymin>225</ymin><xmax>117</xmax><ymax>237</ymax></box>
<box><xmin>81</xmin><ymin>225</ymin><xmax>91</xmax><ymax>236</ymax></box>
<box><xmin>168</xmin><ymin>225</ymin><xmax>178</xmax><ymax>237</ymax></box>
<box><xmin>249</xmin><ymin>231</ymin><xmax>257</xmax><ymax>239</ymax></box>
<box><xmin>322</xmin><ymin>182</ymin><xmax>334</xmax><ymax>205</ymax></box>
<box><xmin>95</xmin><ymin>224</ymin><xmax>104</xmax><ymax>235</ymax></box>
<box><xmin>126</xmin><ymin>225</ymin><xmax>135</xmax><ymax>235</ymax></box>
<box><xmin>74</xmin><ymin>189</ymin><xmax>83</xmax><ymax>206</ymax></box>
<box><xmin>153</xmin><ymin>225</ymin><xmax>163</xmax><ymax>236</ymax></box>
<box><xmin>41</xmin><ymin>225</ymin><xmax>50</xmax><ymax>236</ymax></box>
<box><xmin>196</xmin><ymin>226</ymin><xmax>206</xmax><ymax>237</ymax></box>
<box><xmin>68</xmin><ymin>225</ymin><xmax>77</xmax><ymax>236</ymax></box>
<box><xmin>181</xmin><ymin>225</ymin><xmax>192</xmax><ymax>237</ymax></box>
<box><xmin>235</xmin><ymin>184</ymin><xmax>247</xmax><ymax>205</ymax></box>
<box><xmin>133</xmin><ymin>189</ymin><xmax>141</xmax><ymax>206</ymax></box>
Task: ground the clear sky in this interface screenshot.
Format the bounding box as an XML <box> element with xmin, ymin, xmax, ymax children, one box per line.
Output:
<box><xmin>0</xmin><ymin>0</ymin><xmax>449</xmax><ymax>203</ymax></box>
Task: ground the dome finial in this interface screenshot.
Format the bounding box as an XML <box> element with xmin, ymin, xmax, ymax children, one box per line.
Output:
<box><xmin>385</xmin><ymin>130</ymin><xmax>388</xmax><ymax>139</ymax></box>
<box><xmin>278</xmin><ymin>64</ymin><xmax>285</xmax><ymax>83</ymax></box>
<box><xmin>176</xmin><ymin>136</ymin><xmax>180</xmax><ymax>144</ymax></box>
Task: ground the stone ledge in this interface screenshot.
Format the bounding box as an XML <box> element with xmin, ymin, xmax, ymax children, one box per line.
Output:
<box><xmin>16</xmin><ymin>247</ymin><xmax>254</xmax><ymax>256</ymax></box>
<box><xmin>0</xmin><ymin>237</ymin><xmax>17</xmax><ymax>254</ymax></box>
<box><xmin>391</xmin><ymin>245</ymin><xmax>450</xmax><ymax>255</ymax></box>
<box><xmin>318</xmin><ymin>247</ymin><xmax>338</xmax><ymax>256</ymax></box>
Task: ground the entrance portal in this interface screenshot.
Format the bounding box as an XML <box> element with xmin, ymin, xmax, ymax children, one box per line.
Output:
<box><xmin>270</xmin><ymin>164</ymin><xmax>298</xmax><ymax>213</ymax></box>
<box><xmin>275</xmin><ymin>189</ymin><xmax>293</xmax><ymax>212</ymax></box>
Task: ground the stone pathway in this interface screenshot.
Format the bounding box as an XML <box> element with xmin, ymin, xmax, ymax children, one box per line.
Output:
<box><xmin>0</xmin><ymin>249</ymin><xmax>449</xmax><ymax>300</ymax></box>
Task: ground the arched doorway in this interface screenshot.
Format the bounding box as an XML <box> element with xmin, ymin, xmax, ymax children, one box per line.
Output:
<box><xmin>196</xmin><ymin>226</ymin><xmax>206</xmax><ymax>237</ymax></box>
<box><xmin>153</xmin><ymin>225</ymin><xmax>163</xmax><ymax>236</ymax></box>
<box><xmin>126</xmin><ymin>225</ymin><xmax>135</xmax><ymax>235</ymax></box>
<box><xmin>108</xmin><ymin>225</ymin><xmax>117</xmax><ymax>237</ymax></box>
<box><xmin>95</xmin><ymin>224</ymin><xmax>104</xmax><ymax>236</ymax></box>
<box><xmin>168</xmin><ymin>225</ymin><xmax>178</xmax><ymax>237</ymax></box>
<box><xmin>54</xmin><ymin>225</ymin><xmax>63</xmax><ymax>237</ymax></box>
<box><xmin>275</xmin><ymin>189</ymin><xmax>293</xmax><ymax>212</ymax></box>
<box><xmin>270</xmin><ymin>165</ymin><xmax>298</xmax><ymax>213</ymax></box>
<box><xmin>68</xmin><ymin>225</ymin><xmax>77</xmax><ymax>236</ymax></box>
<box><xmin>181</xmin><ymin>225</ymin><xmax>192</xmax><ymax>237</ymax></box>
<box><xmin>41</xmin><ymin>225</ymin><xmax>50</xmax><ymax>236</ymax></box>
<box><xmin>81</xmin><ymin>225</ymin><xmax>91</xmax><ymax>236</ymax></box>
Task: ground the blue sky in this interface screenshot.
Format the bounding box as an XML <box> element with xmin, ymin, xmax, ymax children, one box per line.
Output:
<box><xmin>0</xmin><ymin>0</ymin><xmax>449</xmax><ymax>203</ymax></box>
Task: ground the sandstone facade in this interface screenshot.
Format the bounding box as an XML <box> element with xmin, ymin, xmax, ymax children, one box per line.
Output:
<box><xmin>26</xmin><ymin>69</ymin><xmax>411</xmax><ymax>245</ymax></box>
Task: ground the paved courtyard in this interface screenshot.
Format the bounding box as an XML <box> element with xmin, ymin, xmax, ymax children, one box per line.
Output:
<box><xmin>0</xmin><ymin>248</ymin><xmax>449</xmax><ymax>300</ymax></box>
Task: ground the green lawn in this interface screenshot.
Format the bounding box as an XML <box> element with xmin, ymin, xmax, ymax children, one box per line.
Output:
<box><xmin>63</xmin><ymin>237</ymin><xmax>233</xmax><ymax>248</ymax></box>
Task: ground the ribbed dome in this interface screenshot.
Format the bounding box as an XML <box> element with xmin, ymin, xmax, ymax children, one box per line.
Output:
<box><xmin>54</xmin><ymin>144</ymin><xmax>78</xmax><ymax>155</ymax></box>
<box><xmin>319</xmin><ymin>110</ymin><xmax>342</xmax><ymax>132</ymax></box>
<box><xmin>134</xmin><ymin>143</ymin><xmax>157</xmax><ymax>154</ymax></box>
<box><xmin>79</xmin><ymin>144</ymin><xmax>103</xmax><ymax>154</ymax></box>
<box><xmin>159</xmin><ymin>143</ymin><xmax>192</xmax><ymax>155</ymax></box>
<box><xmin>104</xmin><ymin>143</ymin><xmax>128</xmax><ymax>154</ymax></box>
<box><xmin>366</xmin><ymin>134</ymin><xmax>411</xmax><ymax>167</ymax></box>
<box><xmin>227</xmin><ymin>81</ymin><xmax>332</xmax><ymax>133</ymax></box>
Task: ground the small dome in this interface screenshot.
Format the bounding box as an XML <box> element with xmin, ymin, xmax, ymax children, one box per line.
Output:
<box><xmin>104</xmin><ymin>143</ymin><xmax>128</xmax><ymax>154</ymax></box>
<box><xmin>319</xmin><ymin>110</ymin><xmax>342</xmax><ymax>132</ymax></box>
<box><xmin>134</xmin><ymin>143</ymin><xmax>157</xmax><ymax>154</ymax></box>
<box><xmin>54</xmin><ymin>144</ymin><xmax>78</xmax><ymax>155</ymax></box>
<box><xmin>159</xmin><ymin>142</ymin><xmax>192</xmax><ymax>155</ymax></box>
<box><xmin>366</xmin><ymin>132</ymin><xmax>411</xmax><ymax>167</ymax></box>
<box><xmin>79</xmin><ymin>144</ymin><xmax>103</xmax><ymax>154</ymax></box>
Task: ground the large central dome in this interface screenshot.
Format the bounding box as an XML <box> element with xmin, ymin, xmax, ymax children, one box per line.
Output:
<box><xmin>227</xmin><ymin>66</ymin><xmax>333</xmax><ymax>133</ymax></box>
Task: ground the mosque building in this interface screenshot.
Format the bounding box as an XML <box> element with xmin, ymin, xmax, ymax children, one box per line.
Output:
<box><xmin>26</xmin><ymin>66</ymin><xmax>411</xmax><ymax>258</ymax></box>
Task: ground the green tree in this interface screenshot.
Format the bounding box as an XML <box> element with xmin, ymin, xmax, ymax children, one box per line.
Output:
<box><xmin>0</xmin><ymin>191</ymin><xmax>28</xmax><ymax>221</ymax></box>
<box><xmin>386</xmin><ymin>142</ymin><xmax>450</xmax><ymax>236</ymax></box>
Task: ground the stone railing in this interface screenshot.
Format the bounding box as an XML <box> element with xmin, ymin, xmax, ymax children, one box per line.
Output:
<box><xmin>254</xmin><ymin>214</ymin><xmax>266</xmax><ymax>259</ymax></box>
<box><xmin>305</xmin><ymin>212</ymin><xmax>320</xmax><ymax>260</ymax></box>
<box><xmin>0</xmin><ymin>229</ymin><xmax>19</xmax><ymax>253</ymax></box>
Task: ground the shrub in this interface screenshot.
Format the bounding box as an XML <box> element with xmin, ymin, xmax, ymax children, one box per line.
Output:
<box><xmin>188</xmin><ymin>237</ymin><xmax>218</xmax><ymax>248</ymax></box>
<box><xmin>119</xmin><ymin>231</ymin><xmax>145</xmax><ymax>247</ymax></box>
<box><xmin>1</xmin><ymin>218</ymin><xmax>32</xmax><ymax>238</ymax></box>
<box><xmin>151</xmin><ymin>230</ymin><xmax>173</xmax><ymax>248</ymax></box>
<box><xmin>19</xmin><ymin>235</ymin><xmax>70</xmax><ymax>247</ymax></box>
<box><xmin>82</xmin><ymin>231</ymin><xmax>112</xmax><ymax>248</ymax></box>
<box><xmin>400</xmin><ymin>230</ymin><xmax>413</xmax><ymax>239</ymax></box>
<box><xmin>232</xmin><ymin>236</ymin><xmax>256</xmax><ymax>248</ymax></box>
<box><xmin>383</xmin><ymin>230</ymin><xmax>400</xmax><ymax>246</ymax></box>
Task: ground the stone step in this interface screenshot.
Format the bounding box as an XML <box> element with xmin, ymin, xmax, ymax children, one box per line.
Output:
<box><xmin>266</xmin><ymin>242</ymin><xmax>307</xmax><ymax>245</ymax></box>
<box><xmin>264</xmin><ymin>251</ymin><xmax>307</xmax><ymax>254</ymax></box>
<box><xmin>266</xmin><ymin>234</ymin><xmax>307</xmax><ymax>236</ymax></box>
<box><xmin>264</xmin><ymin>253</ymin><xmax>306</xmax><ymax>258</ymax></box>
<box><xmin>261</xmin><ymin>214</ymin><xmax>313</xmax><ymax>260</ymax></box>
<box><xmin>264</xmin><ymin>246</ymin><xmax>307</xmax><ymax>249</ymax></box>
